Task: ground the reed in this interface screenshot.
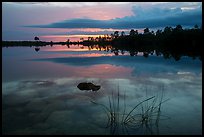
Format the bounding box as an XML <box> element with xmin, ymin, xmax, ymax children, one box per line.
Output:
<box><xmin>90</xmin><ymin>85</ymin><xmax>170</xmax><ymax>135</ymax></box>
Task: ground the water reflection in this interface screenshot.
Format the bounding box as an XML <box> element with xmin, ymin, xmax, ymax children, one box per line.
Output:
<box><xmin>4</xmin><ymin>43</ymin><xmax>201</xmax><ymax>61</ymax></box>
<box><xmin>2</xmin><ymin>75</ymin><xmax>202</xmax><ymax>135</ymax></box>
<box><xmin>90</xmin><ymin>87</ymin><xmax>171</xmax><ymax>135</ymax></box>
<box><xmin>2</xmin><ymin>44</ymin><xmax>202</xmax><ymax>135</ymax></box>
<box><xmin>35</xmin><ymin>47</ymin><xmax>40</xmax><ymax>52</ymax></box>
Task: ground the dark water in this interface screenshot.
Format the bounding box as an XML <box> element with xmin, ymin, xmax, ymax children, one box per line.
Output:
<box><xmin>2</xmin><ymin>45</ymin><xmax>202</xmax><ymax>135</ymax></box>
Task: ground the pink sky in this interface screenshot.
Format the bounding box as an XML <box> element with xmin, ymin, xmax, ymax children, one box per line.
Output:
<box><xmin>2</xmin><ymin>2</ymin><xmax>202</xmax><ymax>41</ymax></box>
<box><xmin>2</xmin><ymin>2</ymin><xmax>133</xmax><ymax>41</ymax></box>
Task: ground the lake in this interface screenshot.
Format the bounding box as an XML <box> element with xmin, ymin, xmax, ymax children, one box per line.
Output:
<box><xmin>2</xmin><ymin>44</ymin><xmax>202</xmax><ymax>135</ymax></box>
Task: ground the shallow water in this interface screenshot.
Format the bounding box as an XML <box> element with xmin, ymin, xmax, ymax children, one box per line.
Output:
<box><xmin>2</xmin><ymin>45</ymin><xmax>202</xmax><ymax>135</ymax></box>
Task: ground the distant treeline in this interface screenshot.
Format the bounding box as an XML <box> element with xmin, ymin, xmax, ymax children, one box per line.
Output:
<box><xmin>2</xmin><ymin>25</ymin><xmax>202</xmax><ymax>60</ymax></box>
<box><xmin>82</xmin><ymin>25</ymin><xmax>202</xmax><ymax>60</ymax></box>
<box><xmin>2</xmin><ymin>41</ymin><xmax>83</xmax><ymax>47</ymax></box>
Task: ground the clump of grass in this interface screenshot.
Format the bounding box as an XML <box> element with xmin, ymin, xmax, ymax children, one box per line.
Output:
<box><xmin>90</xmin><ymin>85</ymin><xmax>170</xmax><ymax>135</ymax></box>
<box><xmin>90</xmin><ymin>86</ymin><xmax>121</xmax><ymax>135</ymax></box>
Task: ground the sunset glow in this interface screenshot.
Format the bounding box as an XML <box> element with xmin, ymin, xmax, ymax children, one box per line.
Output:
<box><xmin>3</xmin><ymin>2</ymin><xmax>201</xmax><ymax>41</ymax></box>
<box><xmin>40</xmin><ymin>34</ymin><xmax>108</xmax><ymax>41</ymax></box>
<box><xmin>2</xmin><ymin>2</ymin><xmax>202</xmax><ymax>135</ymax></box>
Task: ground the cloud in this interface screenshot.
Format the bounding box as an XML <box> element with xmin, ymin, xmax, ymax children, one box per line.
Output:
<box><xmin>131</xmin><ymin>5</ymin><xmax>182</xmax><ymax>20</ymax></box>
<box><xmin>6</xmin><ymin>2</ymin><xmax>131</xmax><ymax>8</ymax></box>
<box><xmin>25</xmin><ymin>5</ymin><xmax>202</xmax><ymax>29</ymax></box>
<box><xmin>31</xmin><ymin>55</ymin><xmax>202</xmax><ymax>76</ymax></box>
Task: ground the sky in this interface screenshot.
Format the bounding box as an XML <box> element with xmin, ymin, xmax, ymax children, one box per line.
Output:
<box><xmin>2</xmin><ymin>2</ymin><xmax>202</xmax><ymax>41</ymax></box>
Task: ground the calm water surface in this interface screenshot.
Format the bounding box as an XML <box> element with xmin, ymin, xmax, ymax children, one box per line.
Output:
<box><xmin>2</xmin><ymin>45</ymin><xmax>202</xmax><ymax>135</ymax></box>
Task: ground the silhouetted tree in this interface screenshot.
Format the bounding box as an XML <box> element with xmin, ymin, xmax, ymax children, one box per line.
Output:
<box><xmin>130</xmin><ymin>29</ymin><xmax>136</xmax><ymax>36</ymax></box>
<box><xmin>175</xmin><ymin>25</ymin><xmax>183</xmax><ymax>31</ymax></box>
<box><xmin>35</xmin><ymin>47</ymin><xmax>40</xmax><ymax>52</ymax></box>
<box><xmin>110</xmin><ymin>34</ymin><xmax>114</xmax><ymax>40</ymax></box>
<box><xmin>143</xmin><ymin>52</ymin><xmax>149</xmax><ymax>58</ymax></box>
<box><xmin>109</xmin><ymin>25</ymin><xmax>201</xmax><ymax>59</ymax></box>
<box><xmin>194</xmin><ymin>24</ymin><xmax>199</xmax><ymax>29</ymax></box>
<box><xmin>114</xmin><ymin>31</ymin><xmax>119</xmax><ymax>38</ymax></box>
<box><xmin>135</xmin><ymin>30</ymin><xmax>138</xmax><ymax>35</ymax></box>
<box><xmin>121</xmin><ymin>31</ymin><xmax>125</xmax><ymax>36</ymax></box>
<box><xmin>34</xmin><ymin>36</ymin><xmax>40</xmax><ymax>41</ymax></box>
<box><xmin>164</xmin><ymin>26</ymin><xmax>172</xmax><ymax>34</ymax></box>
<box><xmin>4</xmin><ymin>25</ymin><xmax>201</xmax><ymax>60</ymax></box>
<box><xmin>50</xmin><ymin>41</ymin><xmax>53</xmax><ymax>47</ymax></box>
<box><xmin>144</xmin><ymin>28</ymin><xmax>150</xmax><ymax>34</ymax></box>
<box><xmin>156</xmin><ymin>30</ymin><xmax>162</xmax><ymax>36</ymax></box>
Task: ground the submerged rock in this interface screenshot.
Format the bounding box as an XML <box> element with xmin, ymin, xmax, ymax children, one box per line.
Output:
<box><xmin>77</xmin><ymin>82</ymin><xmax>101</xmax><ymax>91</ymax></box>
